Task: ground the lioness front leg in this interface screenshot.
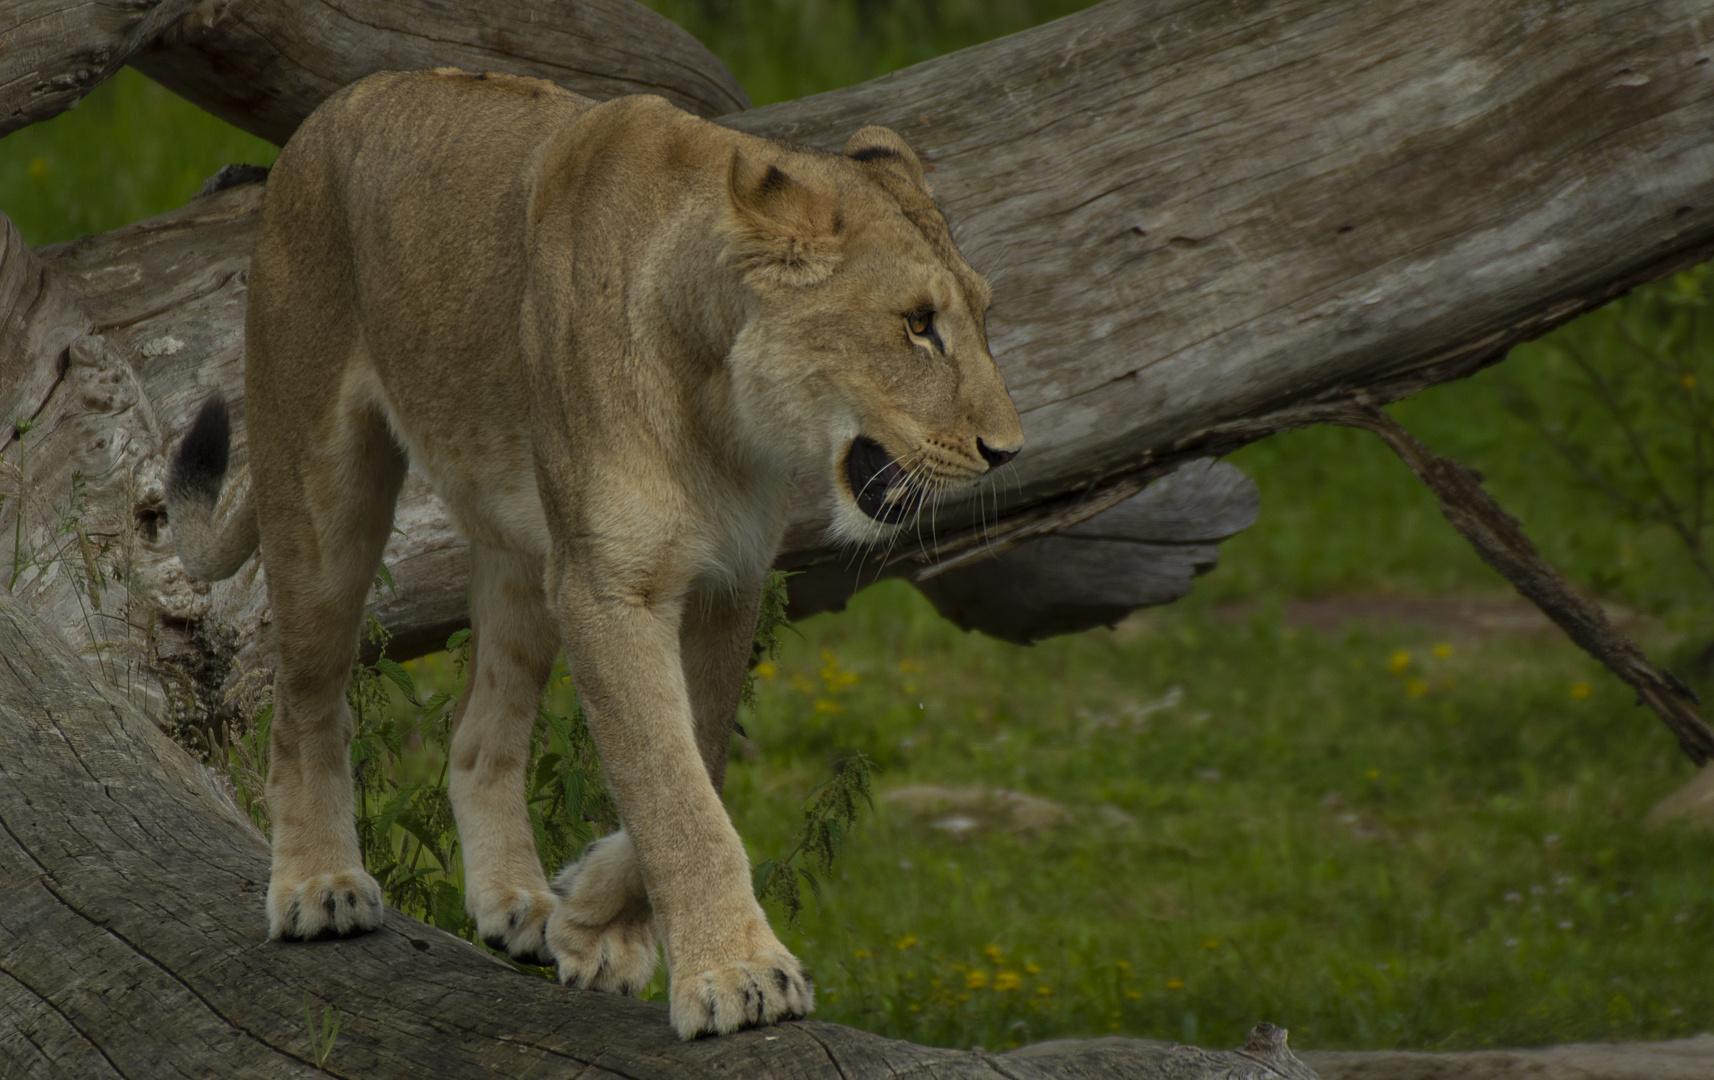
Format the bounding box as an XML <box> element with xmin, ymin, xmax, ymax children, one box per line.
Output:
<box><xmin>555</xmin><ymin>567</ymin><xmax>810</xmax><ymax>1038</ymax></box>
<box><xmin>546</xmin><ymin>579</ymin><xmax>766</xmax><ymax>998</ymax></box>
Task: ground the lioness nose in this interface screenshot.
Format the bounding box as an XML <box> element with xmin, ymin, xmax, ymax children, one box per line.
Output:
<box><xmin>977</xmin><ymin>438</ymin><xmax>1018</xmax><ymax>468</ymax></box>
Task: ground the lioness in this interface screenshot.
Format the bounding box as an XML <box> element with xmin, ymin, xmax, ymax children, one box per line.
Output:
<box><xmin>167</xmin><ymin>68</ymin><xmax>1022</xmax><ymax>1037</ymax></box>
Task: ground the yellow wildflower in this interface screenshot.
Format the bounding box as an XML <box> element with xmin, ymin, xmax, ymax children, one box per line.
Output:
<box><xmin>1684</xmin><ymin>373</ymin><xmax>1699</xmax><ymax>391</ymax></box>
<box><xmin>1432</xmin><ymin>642</ymin><xmax>1452</xmax><ymax>659</ymax></box>
<box><xmin>994</xmin><ymin>971</ymin><xmax>1022</xmax><ymax>992</ymax></box>
<box><xmin>755</xmin><ymin>660</ymin><xmax>777</xmax><ymax>680</ymax></box>
<box><xmin>965</xmin><ymin>970</ymin><xmax>989</xmax><ymax>990</ymax></box>
<box><xmin>1569</xmin><ymin>682</ymin><xmax>1593</xmax><ymax>701</ymax></box>
<box><xmin>814</xmin><ymin>699</ymin><xmax>844</xmax><ymax>715</ymax></box>
<box><xmin>899</xmin><ymin>658</ymin><xmax>921</xmax><ymax>674</ymax></box>
<box><xmin>1166</xmin><ymin>978</ymin><xmax>1185</xmax><ymax>990</ymax></box>
<box><xmin>1366</xmin><ymin>767</ymin><xmax>1380</xmax><ymax>780</ymax></box>
<box><xmin>1406</xmin><ymin>678</ymin><xmax>1429</xmax><ymax>698</ymax></box>
<box><xmin>853</xmin><ymin>949</ymin><xmax>869</xmax><ymax>959</ymax></box>
<box><xmin>896</xmin><ymin>934</ymin><xmax>918</xmax><ymax>950</ymax></box>
<box><xmin>1203</xmin><ymin>938</ymin><xmax>1219</xmax><ymax>950</ymax></box>
<box><xmin>28</xmin><ymin>157</ymin><xmax>48</xmax><ymax>181</ymax></box>
<box><xmin>1387</xmin><ymin>649</ymin><xmax>1411</xmax><ymax>675</ymax></box>
<box><xmin>1024</xmin><ymin>963</ymin><xmax>1042</xmax><ymax>975</ymax></box>
<box><xmin>1037</xmin><ymin>985</ymin><xmax>1055</xmax><ymax>997</ymax></box>
<box><xmin>984</xmin><ymin>944</ymin><xmax>1005</xmax><ymax>965</ymax></box>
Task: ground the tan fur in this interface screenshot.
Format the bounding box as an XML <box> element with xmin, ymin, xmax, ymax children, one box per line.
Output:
<box><xmin>167</xmin><ymin>68</ymin><xmax>1022</xmax><ymax>1038</ymax></box>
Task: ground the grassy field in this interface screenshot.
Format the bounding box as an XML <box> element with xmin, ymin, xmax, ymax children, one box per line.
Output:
<box><xmin>3</xmin><ymin>2</ymin><xmax>1711</xmax><ymax>1056</ymax></box>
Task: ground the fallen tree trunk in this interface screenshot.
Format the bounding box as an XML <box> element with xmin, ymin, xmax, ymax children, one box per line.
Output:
<box><xmin>0</xmin><ymin>591</ymin><xmax>1322</xmax><ymax>1079</ymax></box>
<box><xmin>4</xmin><ymin>0</ymin><xmax>1712</xmax><ymax>711</ymax></box>
<box><xmin>6</xmin><ymin>593</ymin><xmax>1712</xmax><ymax>1078</ymax></box>
<box><xmin>0</xmin><ymin>0</ymin><xmax>197</xmax><ymax>137</ymax></box>
<box><xmin>4</xmin><ymin>2</ymin><xmax>1714</xmax><ymax>1073</ymax></box>
<box><xmin>127</xmin><ymin>0</ymin><xmax>751</xmax><ymax>141</ymax></box>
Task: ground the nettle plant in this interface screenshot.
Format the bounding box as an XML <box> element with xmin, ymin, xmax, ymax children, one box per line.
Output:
<box><xmin>1502</xmin><ymin>268</ymin><xmax>1714</xmax><ymax>616</ymax></box>
<box><xmin>218</xmin><ymin>568</ymin><xmax>870</xmax><ymax>963</ymax></box>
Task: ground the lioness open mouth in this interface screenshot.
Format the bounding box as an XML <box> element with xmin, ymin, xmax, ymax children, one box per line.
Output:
<box><xmin>845</xmin><ymin>436</ymin><xmax>915</xmax><ymax>524</ymax></box>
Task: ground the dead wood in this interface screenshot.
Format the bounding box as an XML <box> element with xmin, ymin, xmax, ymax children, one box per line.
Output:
<box><xmin>5</xmin><ymin>586</ymin><xmax>1711</xmax><ymax>1076</ymax></box>
<box><xmin>1328</xmin><ymin>402</ymin><xmax>1714</xmax><ymax>766</ymax></box>
<box><xmin>0</xmin><ymin>0</ymin><xmax>197</xmax><ymax>137</ymax></box>
<box><xmin>2</xmin><ymin>0</ymin><xmax>1712</xmax><ymax>719</ymax></box>
<box><xmin>0</xmin><ymin>590</ymin><xmax>1325</xmax><ymax>1079</ymax></box>
<box><xmin>1300</xmin><ymin>1036</ymin><xmax>1714</xmax><ymax>1080</ymax></box>
<box><xmin>126</xmin><ymin>0</ymin><xmax>751</xmax><ymax>144</ymax></box>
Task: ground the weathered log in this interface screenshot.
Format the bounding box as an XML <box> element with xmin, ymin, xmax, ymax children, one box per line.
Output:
<box><xmin>5</xmin><ymin>0</ymin><xmax>1714</xmax><ymax>711</ymax></box>
<box><xmin>126</xmin><ymin>0</ymin><xmax>751</xmax><ymax>142</ymax></box>
<box><xmin>1299</xmin><ymin>1037</ymin><xmax>1714</xmax><ymax>1080</ymax></box>
<box><xmin>0</xmin><ymin>590</ymin><xmax>1324</xmax><ymax>1079</ymax></box>
<box><xmin>0</xmin><ymin>0</ymin><xmax>197</xmax><ymax>138</ymax></box>
<box><xmin>6</xmin><ymin>590</ymin><xmax>1713</xmax><ymax>1078</ymax></box>
<box><xmin>794</xmin><ymin>457</ymin><xmax>1260</xmax><ymax>643</ymax></box>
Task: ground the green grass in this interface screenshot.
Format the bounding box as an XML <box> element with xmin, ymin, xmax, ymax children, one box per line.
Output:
<box><xmin>726</xmin><ymin>582</ymin><xmax>1711</xmax><ymax>1051</ymax></box>
<box><xmin>6</xmin><ymin>2</ymin><xmax>1713</xmax><ymax>1057</ymax></box>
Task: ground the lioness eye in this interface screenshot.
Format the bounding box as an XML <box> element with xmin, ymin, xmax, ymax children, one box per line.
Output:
<box><xmin>905</xmin><ymin>307</ymin><xmax>938</xmax><ymax>348</ymax></box>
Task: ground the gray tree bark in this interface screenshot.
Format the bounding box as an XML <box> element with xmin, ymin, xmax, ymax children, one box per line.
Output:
<box><xmin>0</xmin><ymin>590</ymin><xmax>1322</xmax><ymax>1079</ymax></box>
<box><xmin>4</xmin><ymin>0</ymin><xmax>1714</xmax><ymax>1074</ymax></box>
<box><xmin>0</xmin><ymin>0</ymin><xmax>196</xmax><ymax>137</ymax></box>
<box><xmin>5</xmin><ymin>0</ymin><xmax>1712</xmax><ymax>702</ymax></box>
<box><xmin>6</xmin><ymin>590</ymin><xmax>1713</xmax><ymax>1076</ymax></box>
<box><xmin>127</xmin><ymin>0</ymin><xmax>751</xmax><ymax>142</ymax></box>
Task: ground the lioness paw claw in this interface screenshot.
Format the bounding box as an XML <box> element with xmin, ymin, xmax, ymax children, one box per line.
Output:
<box><xmin>471</xmin><ymin>887</ymin><xmax>557</xmax><ymax>966</ymax></box>
<box><xmin>671</xmin><ymin>950</ymin><xmax>814</xmax><ymax>1039</ymax></box>
<box><xmin>268</xmin><ymin>871</ymin><xmax>383</xmax><ymax>941</ymax></box>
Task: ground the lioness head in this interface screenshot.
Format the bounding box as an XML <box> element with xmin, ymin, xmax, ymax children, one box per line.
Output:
<box><xmin>721</xmin><ymin>126</ymin><xmax>1024</xmax><ymax>543</ymax></box>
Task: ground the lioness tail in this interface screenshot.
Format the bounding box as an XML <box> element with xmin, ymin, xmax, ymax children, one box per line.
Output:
<box><xmin>165</xmin><ymin>397</ymin><xmax>259</xmax><ymax>582</ymax></box>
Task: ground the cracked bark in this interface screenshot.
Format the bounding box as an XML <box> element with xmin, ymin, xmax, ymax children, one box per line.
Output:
<box><xmin>1</xmin><ymin>593</ymin><xmax>1322</xmax><ymax>1078</ymax></box>
<box><xmin>6</xmin><ymin>0</ymin><xmax>1714</xmax><ymax>711</ymax></box>
<box><xmin>6</xmin><ymin>0</ymin><xmax>1714</xmax><ymax>1073</ymax></box>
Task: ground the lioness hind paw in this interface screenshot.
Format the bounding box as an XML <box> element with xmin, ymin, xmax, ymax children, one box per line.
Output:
<box><xmin>671</xmin><ymin>951</ymin><xmax>814</xmax><ymax>1039</ymax></box>
<box><xmin>471</xmin><ymin>887</ymin><xmax>557</xmax><ymax>966</ymax></box>
<box><xmin>546</xmin><ymin>900</ymin><xmax>658</xmax><ymax>996</ymax></box>
<box><xmin>268</xmin><ymin>871</ymin><xmax>383</xmax><ymax>941</ymax></box>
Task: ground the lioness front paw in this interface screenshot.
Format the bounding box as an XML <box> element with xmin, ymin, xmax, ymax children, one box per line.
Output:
<box><xmin>268</xmin><ymin>870</ymin><xmax>383</xmax><ymax>941</ymax></box>
<box><xmin>470</xmin><ymin>886</ymin><xmax>557</xmax><ymax>966</ymax></box>
<box><xmin>670</xmin><ymin>950</ymin><xmax>814</xmax><ymax>1038</ymax></box>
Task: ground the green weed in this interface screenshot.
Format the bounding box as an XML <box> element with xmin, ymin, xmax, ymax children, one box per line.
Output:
<box><xmin>301</xmin><ymin>993</ymin><xmax>341</xmax><ymax>1072</ymax></box>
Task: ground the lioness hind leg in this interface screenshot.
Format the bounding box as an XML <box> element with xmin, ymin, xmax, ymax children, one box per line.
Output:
<box><xmin>255</xmin><ymin>401</ymin><xmax>408</xmax><ymax>942</ymax></box>
<box><xmin>547</xmin><ymin>829</ymin><xmax>659</xmax><ymax>994</ymax></box>
<box><xmin>448</xmin><ymin>544</ymin><xmax>562</xmax><ymax>965</ymax></box>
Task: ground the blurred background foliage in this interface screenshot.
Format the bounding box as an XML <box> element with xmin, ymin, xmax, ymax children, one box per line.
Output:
<box><xmin>3</xmin><ymin>0</ymin><xmax>1711</xmax><ymax>1053</ymax></box>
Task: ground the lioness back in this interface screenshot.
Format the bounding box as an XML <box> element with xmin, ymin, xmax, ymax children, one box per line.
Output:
<box><xmin>250</xmin><ymin>70</ymin><xmax>595</xmax><ymax>554</ymax></box>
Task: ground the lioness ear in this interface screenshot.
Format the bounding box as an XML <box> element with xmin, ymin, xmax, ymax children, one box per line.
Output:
<box><xmin>724</xmin><ymin>150</ymin><xmax>842</xmax><ymax>288</ymax></box>
<box><xmin>843</xmin><ymin>126</ymin><xmax>931</xmax><ymax>196</ymax></box>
